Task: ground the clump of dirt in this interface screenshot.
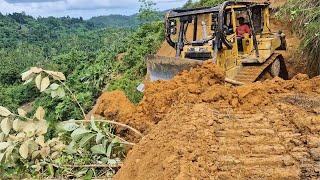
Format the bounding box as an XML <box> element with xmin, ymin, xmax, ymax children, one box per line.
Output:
<box><xmin>92</xmin><ymin>90</ymin><xmax>135</xmax><ymax>120</ymax></box>
<box><xmin>140</xmin><ymin>62</ymin><xmax>225</xmax><ymax>123</ymax></box>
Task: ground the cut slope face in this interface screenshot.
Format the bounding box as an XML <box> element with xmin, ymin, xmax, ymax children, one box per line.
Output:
<box><xmin>114</xmin><ymin>71</ymin><xmax>320</xmax><ymax>179</ymax></box>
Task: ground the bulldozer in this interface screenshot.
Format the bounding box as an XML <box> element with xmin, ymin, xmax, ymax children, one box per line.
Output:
<box><xmin>147</xmin><ymin>1</ymin><xmax>288</xmax><ymax>84</ymax></box>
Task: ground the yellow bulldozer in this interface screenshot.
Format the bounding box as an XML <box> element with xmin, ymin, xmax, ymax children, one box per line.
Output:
<box><xmin>147</xmin><ymin>1</ymin><xmax>288</xmax><ymax>84</ymax></box>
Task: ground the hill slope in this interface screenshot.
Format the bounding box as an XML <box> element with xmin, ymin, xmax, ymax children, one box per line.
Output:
<box><xmin>88</xmin><ymin>14</ymin><xmax>140</xmax><ymax>28</ymax></box>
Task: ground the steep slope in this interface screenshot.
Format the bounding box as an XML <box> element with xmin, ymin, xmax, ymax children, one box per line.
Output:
<box><xmin>112</xmin><ymin>63</ymin><xmax>320</xmax><ymax>179</ymax></box>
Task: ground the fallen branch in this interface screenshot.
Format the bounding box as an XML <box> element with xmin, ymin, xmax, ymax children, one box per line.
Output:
<box><xmin>62</xmin><ymin>119</ymin><xmax>143</xmax><ymax>137</ymax></box>
<box><xmin>51</xmin><ymin>163</ymin><xmax>123</xmax><ymax>168</ymax></box>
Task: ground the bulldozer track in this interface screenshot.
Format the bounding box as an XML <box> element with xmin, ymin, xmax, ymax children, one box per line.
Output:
<box><xmin>234</xmin><ymin>53</ymin><xmax>280</xmax><ymax>83</ymax></box>
<box><xmin>210</xmin><ymin>105</ymin><xmax>320</xmax><ymax>179</ymax></box>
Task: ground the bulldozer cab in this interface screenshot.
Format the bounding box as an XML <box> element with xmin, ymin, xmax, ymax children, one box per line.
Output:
<box><xmin>147</xmin><ymin>1</ymin><xmax>287</xmax><ymax>82</ymax></box>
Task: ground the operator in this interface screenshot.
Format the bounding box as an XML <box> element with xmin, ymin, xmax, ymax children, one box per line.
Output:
<box><xmin>236</xmin><ymin>17</ymin><xmax>251</xmax><ymax>51</ymax></box>
<box><xmin>236</xmin><ymin>17</ymin><xmax>251</xmax><ymax>37</ymax></box>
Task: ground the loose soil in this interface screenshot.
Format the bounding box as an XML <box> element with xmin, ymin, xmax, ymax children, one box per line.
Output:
<box><xmin>93</xmin><ymin>62</ymin><xmax>320</xmax><ymax>179</ymax></box>
<box><xmin>93</xmin><ymin>62</ymin><xmax>226</xmax><ymax>139</ymax></box>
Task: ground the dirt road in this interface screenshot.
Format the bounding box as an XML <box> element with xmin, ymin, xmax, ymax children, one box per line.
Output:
<box><xmin>112</xmin><ymin>66</ymin><xmax>320</xmax><ymax>179</ymax></box>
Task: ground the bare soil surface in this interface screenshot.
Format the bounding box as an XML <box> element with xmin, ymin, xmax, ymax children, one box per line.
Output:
<box><xmin>93</xmin><ymin>62</ymin><xmax>320</xmax><ymax>179</ymax></box>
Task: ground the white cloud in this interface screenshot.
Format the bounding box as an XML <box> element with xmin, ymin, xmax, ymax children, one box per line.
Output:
<box><xmin>65</xmin><ymin>0</ymin><xmax>136</xmax><ymax>10</ymax></box>
<box><xmin>0</xmin><ymin>0</ymin><xmax>187</xmax><ymax>18</ymax></box>
<box><xmin>0</xmin><ymin>0</ymin><xmax>65</xmax><ymax>14</ymax></box>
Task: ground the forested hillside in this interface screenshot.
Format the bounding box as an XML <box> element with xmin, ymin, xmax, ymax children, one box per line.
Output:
<box><xmin>279</xmin><ymin>0</ymin><xmax>320</xmax><ymax>76</ymax></box>
<box><xmin>88</xmin><ymin>14</ymin><xmax>140</xmax><ymax>28</ymax></box>
<box><xmin>0</xmin><ymin>5</ymin><xmax>164</xmax><ymax>177</ymax></box>
<box><xmin>0</xmin><ymin>12</ymin><xmax>163</xmax><ymax>123</ymax></box>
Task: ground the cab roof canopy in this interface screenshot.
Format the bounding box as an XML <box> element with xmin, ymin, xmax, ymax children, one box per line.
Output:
<box><xmin>168</xmin><ymin>1</ymin><xmax>269</xmax><ymax>18</ymax></box>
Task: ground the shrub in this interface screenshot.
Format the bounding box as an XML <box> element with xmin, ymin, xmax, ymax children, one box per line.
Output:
<box><xmin>279</xmin><ymin>0</ymin><xmax>320</xmax><ymax>76</ymax></box>
<box><xmin>0</xmin><ymin>67</ymin><xmax>141</xmax><ymax>179</ymax></box>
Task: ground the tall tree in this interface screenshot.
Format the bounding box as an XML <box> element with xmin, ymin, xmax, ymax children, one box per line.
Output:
<box><xmin>138</xmin><ymin>0</ymin><xmax>159</xmax><ymax>23</ymax></box>
<box><xmin>183</xmin><ymin>0</ymin><xmax>193</xmax><ymax>8</ymax></box>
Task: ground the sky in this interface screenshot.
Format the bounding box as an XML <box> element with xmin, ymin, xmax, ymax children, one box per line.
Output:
<box><xmin>0</xmin><ymin>0</ymin><xmax>188</xmax><ymax>19</ymax></box>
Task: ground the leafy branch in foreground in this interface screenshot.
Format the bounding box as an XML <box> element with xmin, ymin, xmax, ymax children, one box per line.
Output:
<box><xmin>0</xmin><ymin>105</ymin><xmax>65</xmax><ymax>178</ymax></box>
<box><xmin>0</xmin><ymin>67</ymin><xmax>142</xmax><ymax>179</ymax></box>
<box><xmin>277</xmin><ymin>0</ymin><xmax>320</xmax><ymax>77</ymax></box>
<box><xmin>21</xmin><ymin>67</ymin><xmax>87</xmax><ymax>119</ymax></box>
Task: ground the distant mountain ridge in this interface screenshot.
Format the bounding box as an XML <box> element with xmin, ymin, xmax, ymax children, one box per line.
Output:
<box><xmin>88</xmin><ymin>11</ymin><xmax>166</xmax><ymax>29</ymax></box>
<box><xmin>88</xmin><ymin>14</ymin><xmax>140</xmax><ymax>28</ymax></box>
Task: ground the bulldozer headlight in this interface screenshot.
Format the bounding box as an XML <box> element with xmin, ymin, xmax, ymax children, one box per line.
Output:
<box><xmin>170</xmin><ymin>27</ymin><xmax>177</xmax><ymax>35</ymax></box>
<box><xmin>170</xmin><ymin>19</ymin><xmax>177</xmax><ymax>26</ymax></box>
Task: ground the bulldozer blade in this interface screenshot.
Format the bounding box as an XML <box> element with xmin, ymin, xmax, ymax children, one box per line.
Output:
<box><xmin>146</xmin><ymin>55</ymin><xmax>203</xmax><ymax>81</ymax></box>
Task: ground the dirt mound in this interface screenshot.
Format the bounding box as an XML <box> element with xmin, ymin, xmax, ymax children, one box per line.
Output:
<box><xmin>93</xmin><ymin>62</ymin><xmax>226</xmax><ymax>135</ymax></box>
<box><xmin>92</xmin><ymin>90</ymin><xmax>135</xmax><ymax>120</ymax></box>
<box><xmin>114</xmin><ymin>75</ymin><xmax>320</xmax><ymax>179</ymax></box>
<box><xmin>92</xmin><ymin>62</ymin><xmax>320</xmax><ymax>179</ymax></box>
<box><xmin>141</xmin><ymin>62</ymin><xmax>225</xmax><ymax>122</ymax></box>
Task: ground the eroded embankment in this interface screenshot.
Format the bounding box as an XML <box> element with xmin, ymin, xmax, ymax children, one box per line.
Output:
<box><xmin>93</xmin><ymin>62</ymin><xmax>320</xmax><ymax>179</ymax></box>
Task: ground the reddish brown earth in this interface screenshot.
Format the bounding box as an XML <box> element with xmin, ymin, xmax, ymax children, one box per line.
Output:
<box><xmin>93</xmin><ymin>63</ymin><xmax>226</xmax><ymax>139</ymax></box>
<box><xmin>93</xmin><ymin>62</ymin><xmax>320</xmax><ymax>179</ymax></box>
<box><xmin>92</xmin><ymin>90</ymin><xmax>135</xmax><ymax>121</ymax></box>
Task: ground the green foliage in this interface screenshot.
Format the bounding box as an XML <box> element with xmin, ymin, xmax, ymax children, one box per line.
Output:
<box><xmin>0</xmin><ymin>105</ymin><xmax>65</xmax><ymax>179</ymax></box>
<box><xmin>54</xmin><ymin>119</ymin><xmax>124</xmax><ymax>178</ymax></box>
<box><xmin>108</xmin><ymin>21</ymin><xmax>165</xmax><ymax>103</ymax></box>
<box><xmin>0</xmin><ymin>85</ymin><xmax>37</xmax><ymax>111</ymax></box>
<box><xmin>183</xmin><ymin>0</ymin><xmax>227</xmax><ymax>8</ymax></box>
<box><xmin>0</xmin><ymin>13</ymin><xmax>94</xmax><ymax>50</ymax></box>
<box><xmin>88</xmin><ymin>15</ymin><xmax>141</xmax><ymax>29</ymax></box>
<box><xmin>183</xmin><ymin>0</ymin><xmax>193</xmax><ymax>8</ymax></box>
<box><xmin>0</xmin><ymin>3</ymin><xmax>165</xmax><ymax>123</ymax></box>
<box><xmin>0</xmin><ymin>12</ymin><xmax>131</xmax><ymax>111</ymax></box>
<box><xmin>0</xmin><ymin>1</ymin><xmax>164</xmax><ymax>178</ymax></box>
<box><xmin>138</xmin><ymin>0</ymin><xmax>162</xmax><ymax>23</ymax></box>
<box><xmin>278</xmin><ymin>0</ymin><xmax>320</xmax><ymax>76</ymax></box>
<box><xmin>0</xmin><ymin>68</ymin><xmax>132</xmax><ymax>179</ymax></box>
